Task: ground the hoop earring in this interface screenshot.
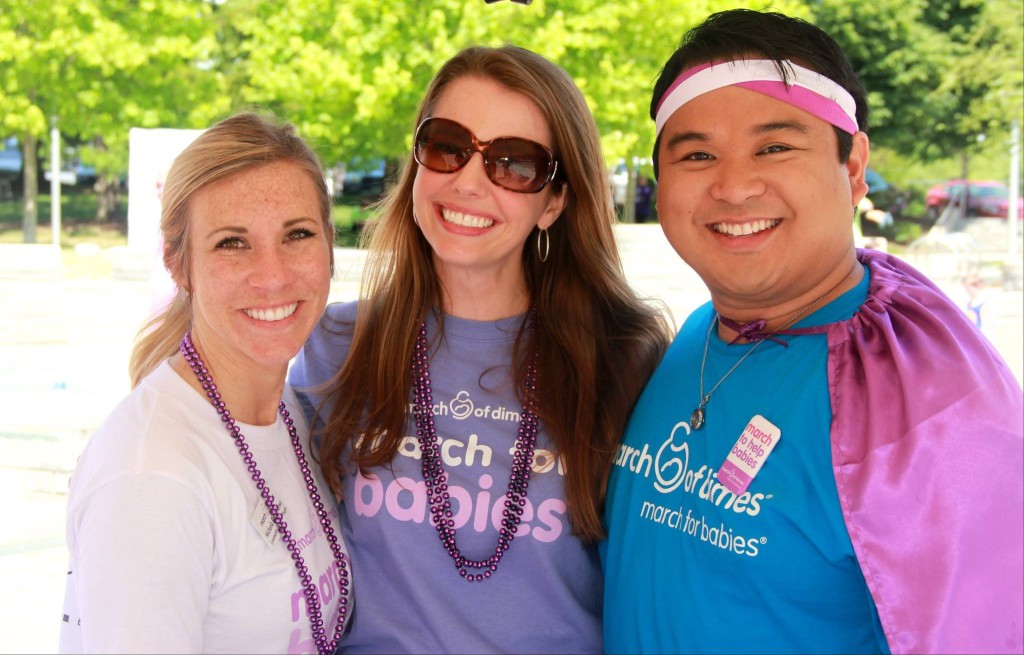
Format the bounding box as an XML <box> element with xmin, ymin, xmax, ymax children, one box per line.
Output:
<box><xmin>536</xmin><ymin>228</ymin><xmax>550</xmax><ymax>263</ymax></box>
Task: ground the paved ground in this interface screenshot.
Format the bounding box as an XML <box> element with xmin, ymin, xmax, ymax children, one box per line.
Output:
<box><xmin>1</xmin><ymin>225</ymin><xmax>1021</xmax><ymax>653</ymax></box>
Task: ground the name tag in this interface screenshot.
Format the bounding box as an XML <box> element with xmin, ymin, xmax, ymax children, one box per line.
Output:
<box><xmin>717</xmin><ymin>414</ymin><xmax>781</xmax><ymax>495</ymax></box>
<box><xmin>250</xmin><ymin>499</ymin><xmax>288</xmax><ymax>548</ymax></box>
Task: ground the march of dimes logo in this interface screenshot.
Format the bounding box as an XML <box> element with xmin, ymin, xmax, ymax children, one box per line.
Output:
<box><xmin>612</xmin><ymin>421</ymin><xmax>772</xmax><ymax>557</ymax></box>
<box><xmin>354</xmin><ymin>389</ymin><xmax>568</xmax><ymax>543</ymax></box>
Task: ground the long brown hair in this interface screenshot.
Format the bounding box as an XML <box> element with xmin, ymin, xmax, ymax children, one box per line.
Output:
<box><xmin>128</xmin><ymin>111</ymin><xmax>333</xmax><ymax>387</ymax></box>
<box><xmin>319</xmin><ymin>46</ymin><xmax>670</xmax><ymax>542</ymax></box>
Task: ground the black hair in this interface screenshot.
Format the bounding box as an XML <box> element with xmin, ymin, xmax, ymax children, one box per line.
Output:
<box><xmin>650</xmin><ymin>9</ymin><xmax>868</xmax><ymax>177</ymax></box>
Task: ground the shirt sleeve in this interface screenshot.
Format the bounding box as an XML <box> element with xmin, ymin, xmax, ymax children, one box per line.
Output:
<box><xmin>288</xmin><ymin>302</ymin><xmax>354</xmax><ymax>414</ymax></box>
<box><xmin>65</xmin><ymin>473</ymin><xmax>215</xmax><ymax>653</ymax></box>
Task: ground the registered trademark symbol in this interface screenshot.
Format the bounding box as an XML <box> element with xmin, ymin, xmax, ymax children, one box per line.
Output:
<box><xmin>760</xmin><ymin>537</ymin><xmax>767</xmax><ymax>544</ymax></box>
<box><xmin>766</xmin><ymin>494</ymin><xmax>774</xmax><ymax>499</ymax></box>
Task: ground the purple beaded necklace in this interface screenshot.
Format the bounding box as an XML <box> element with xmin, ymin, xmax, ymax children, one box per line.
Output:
<box><xmin>410</xmin><ymin>313</ymin><xmax>540</xmax><ymax>582</ymax></box>
<box><xmin>179</xmin><ymin>332</ymin><xmax>349</xmax><ymax>654</ymax></box>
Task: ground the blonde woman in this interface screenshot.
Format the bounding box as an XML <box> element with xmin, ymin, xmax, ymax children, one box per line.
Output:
<box><xmin>291</xmin><ymin>46</ymin><xmax>670</xmax><ymax>653</ymax></box>
<box><xmin>60</xmin><ymin>113</ymin><xmax>350</xmax><ymax>654</ymax></box>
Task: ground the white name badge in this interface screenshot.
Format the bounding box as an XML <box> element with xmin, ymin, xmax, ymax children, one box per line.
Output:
<box><xmin>250</xmin><ymin>499</ymin><xmax>288</xmax><ymax>548</ymax></box>
<box><xmin>717</xmin><ymin>414</ymin><xmax>781</xmax><ymax>495</ymax></box>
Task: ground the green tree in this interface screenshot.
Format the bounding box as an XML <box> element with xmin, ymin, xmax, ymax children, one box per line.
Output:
<box><xmin>20</xmin><ymin>0</ymin><xmax>1012</xmax><ymax>236</ymax></box>
<box><xmin>810</xmin><ymin>0</ymin><xmax>1023</xmax><ymax>175</ymax></box>
<box><xmin>218</xmin><ymin>0</ymin><xmax>800</xmax><ymax>218</ymax></box>
<box><xmin>941</xmin><ymin>0</ymin><xmax>1024</xmax><ymax>176</ymax></box>
<box><xmin>0</xmin><ymin>0</ymin><xmax>222</xmax><ymax>241</ymax></box>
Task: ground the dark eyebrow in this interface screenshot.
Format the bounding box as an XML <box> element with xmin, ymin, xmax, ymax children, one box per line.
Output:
<box><xmin>754</xmin><ymin>120</ymin><xmax>811</xmax><ymax>135</ymax></box>
<box><xmin>663</xmin><ymin>131</ymin><xmax>710</xmax><ymax>151</ymax></box>
<box><xmin>663</xmin><ymin>119</ymin><xmax>812</xmax><ymax>152</ymax></box>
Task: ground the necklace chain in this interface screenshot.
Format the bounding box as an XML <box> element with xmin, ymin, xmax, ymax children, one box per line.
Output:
<box><xmin>179</xmin><ymin>333</ymin><xmax>349</xmax><ymax>654</ymax></box>
<box><xmin>411</xmin><ymin>313</ymin><xmax>540</xmax><ymax>582</ymax></box>
<box><xmin>690</xmin><ymin>291</ymin><xmax>830</xmax><ymax>431</ymax></box>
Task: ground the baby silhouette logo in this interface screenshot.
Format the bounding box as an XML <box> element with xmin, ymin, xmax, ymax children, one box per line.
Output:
<box><xmin>654</xmin><ymin>421</ymin><xmax>692</xmax><ymax>494</ymax></box>
<box><xmin>450</xmin><ymin>391</ymin><xmax>474</xmax><ymax>420</ymax></box>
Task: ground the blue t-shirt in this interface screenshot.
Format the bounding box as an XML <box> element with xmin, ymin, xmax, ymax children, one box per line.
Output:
<box><xmin>290</xmin><ymin>302</ymin><xmax>602</xmax><ymax>654</ymax></box>
<box><xmin>601</xmin><ymin>268</ymin><xmax>890</xmax><ymax>654</ymax></box>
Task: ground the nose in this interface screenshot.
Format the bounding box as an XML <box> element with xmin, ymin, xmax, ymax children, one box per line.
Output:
<box><xmin>709</xmin><ymin>157</ymin><xmax>767</xmax><ymax>205</ymax></box>
<box><xmin>248</xmin><ymin>245</ymin><xmax>296</xmax><ymax>290</ymax></box>
<box><xmin>450</xmin><ymin>151</ymin><xmax>489</xmax><ymax>195</ymax></box>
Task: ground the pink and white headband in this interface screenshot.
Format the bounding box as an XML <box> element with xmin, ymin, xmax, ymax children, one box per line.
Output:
<box><xmin>654</xmin><ymin>59</ymin><xmax>859</xmax><ymax>138</ymax></box>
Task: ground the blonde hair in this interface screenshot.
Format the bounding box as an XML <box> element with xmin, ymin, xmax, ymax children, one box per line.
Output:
<box><xmin>128</xmin><ymin>111</ymin><xmax>333</xmax><ymax>387</ymax></box>
<box><xmin>319</xmin><ymin>46</ymin><xmax>670</xmax><ymax>542</ymax></box>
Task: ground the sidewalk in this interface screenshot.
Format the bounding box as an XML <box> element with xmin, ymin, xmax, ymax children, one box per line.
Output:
<box><xmin>1</xmin><ymin>224</ymin><xmax>1021</xmax><ymax>653</ymax></box>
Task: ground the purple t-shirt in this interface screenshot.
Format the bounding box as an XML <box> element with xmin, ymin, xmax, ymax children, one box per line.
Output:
<box><xmin>289</xmin><ymin>301</ymin><xmax>602</xmax><ymax>654</ymax></box>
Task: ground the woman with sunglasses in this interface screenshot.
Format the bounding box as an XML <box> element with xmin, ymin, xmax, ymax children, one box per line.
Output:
<box><xmin>291</xmin><ymin>45</ymin><xmax>669</xmax><ymax>653</ymax></box>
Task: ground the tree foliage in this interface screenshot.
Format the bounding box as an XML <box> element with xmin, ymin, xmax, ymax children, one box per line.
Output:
<box><xmin>809</xmin><ymin>0</ymin><xmax>1023</xmax><ymax>166</ymax></box>
<box><xmin>212</xmin><ymin>0</ymin><xmax>803</xmax><ymax>165</ymax></box>
<box><xmin>0</xmin><ymin>0</ymin><xmax>222</xmax><ymax>238</ymax></box>
<box><xmin>2</xmin><ymin>0</ymin><xmax>1020</xmax><ymax>239</ymax></box>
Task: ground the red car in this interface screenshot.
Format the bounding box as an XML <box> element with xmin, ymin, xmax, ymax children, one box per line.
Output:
<box><xmin>925</xmin><ymin>179</ymin><xmax>1024</xmax><ymax>221</ymax></box>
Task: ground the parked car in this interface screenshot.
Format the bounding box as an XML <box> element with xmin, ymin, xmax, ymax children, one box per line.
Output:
<box><xmin>341</xmin><ymin>157</ymin><xmax>386</xmax><ymax>196</ymax></box>
<box><xmin>858</xmin><ymin>168</ymin><xmax>910</xmax><ymax>236</ymax></box>
<box><xmin>865</xmin><ymin>168</ymin><xmax>907</xmax><ymax>213</ymax></box>
<box><xmin>925</xmin><ymin>179</ymin><xmax>1023</xmax><ymax>221</ymax></box>
<box><xmin>0</xmin><ymin>136</ymin><xmax>98</xmax><ymax>189</ymax></box>
<box><xmin>43</xmin><ymin>161</ymin><xmax>98</xmax><ymax>187</ymax></box>
<box><xmin>0</xmin><ymin>137</ymin><xmax>22</xmax><ymax>182</ymax></box>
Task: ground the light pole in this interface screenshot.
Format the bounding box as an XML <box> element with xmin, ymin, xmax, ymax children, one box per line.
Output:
<box><xmin>1006</xmin><ymin>120</ymin><xmax>1021</xmax><ymax>289</ymax></box>
<box><xmin>50</xmin><ymin>116</ymin><xmax>61</xmax><ymax>248</ymax></box>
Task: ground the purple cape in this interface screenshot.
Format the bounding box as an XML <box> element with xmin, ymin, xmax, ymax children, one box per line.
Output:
<box><xmin>829</xmin><ymin>250</ymin><xmax>1023</xmax><ymax>654</ymax></box>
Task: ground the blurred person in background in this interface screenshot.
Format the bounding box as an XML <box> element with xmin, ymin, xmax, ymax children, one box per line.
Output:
<box><xmin>635</xmin><ymin>175</ymin><xmax>654</xmax><ymax>223</ymax></box>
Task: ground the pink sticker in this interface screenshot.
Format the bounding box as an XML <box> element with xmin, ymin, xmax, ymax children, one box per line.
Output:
<box><xmin>718</xmin><ymin>415</ymin><xmax>781</xmax><ymax>495</ymax></box>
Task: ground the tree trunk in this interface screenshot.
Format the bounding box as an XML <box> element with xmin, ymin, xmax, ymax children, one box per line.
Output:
<box><xmin>95</xmin><ymin>174</ymin><xmax>121</xmax><ymax>221</ymax></box>
<box><xmin>91</xmin><ymin>137</ymin><xmax>120</xmax><ymax>222</ymax></box>
<box><xmin>22</xmin><ymin>132</ymin><xmax>38</xmax><ymax>243</ymax></box>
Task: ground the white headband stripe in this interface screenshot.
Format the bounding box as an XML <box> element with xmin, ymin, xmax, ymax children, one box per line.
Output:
<box><xmin>654</xmin><ymin>59</ymin><xmax>859</xmax><ymax>137</ymax></box>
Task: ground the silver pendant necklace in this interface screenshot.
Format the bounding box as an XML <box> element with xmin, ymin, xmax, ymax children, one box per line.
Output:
<box><xmin>690</xmin><ymin>291</ymin><xmax>831</xmax><ymax>431</ymax></box>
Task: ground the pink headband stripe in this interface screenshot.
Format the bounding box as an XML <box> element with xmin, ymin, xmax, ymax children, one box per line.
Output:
<box><xmin>654</xmin><ymin>59</ymin><xmax>859</xmax><ymax>138</ymax></box>
<box><xmin>734</xmin><ymin>80</ymin><xmax>858</xmax><ymax>134</ymax></box>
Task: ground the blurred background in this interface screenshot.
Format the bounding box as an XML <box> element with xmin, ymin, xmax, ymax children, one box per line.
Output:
<box><xmin>1</xmin><ymin>0</ymin><xmax>1022</xmax><ymax>652</ymax></box>
<box><xmin>1</xmin><ymin>0</ymin><xmax>1022</xmax><ymax>244</ymax></box>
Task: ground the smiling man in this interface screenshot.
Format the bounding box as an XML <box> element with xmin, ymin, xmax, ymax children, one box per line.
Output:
<box><xmin>600</xmin><ymin>9</ymin><xmax>1024</xmax><ymax>655</ymax></box>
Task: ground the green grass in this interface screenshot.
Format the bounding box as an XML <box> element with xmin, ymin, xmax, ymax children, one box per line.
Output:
<box><xmin>0</xmin><ymin>188</ymin><xmax>128</xmax><ymax>255</ymax></box>
<box><xmin>0</xmin><ymin>190</ymin><xmax>109</xmax><ymax>225</ymax></box>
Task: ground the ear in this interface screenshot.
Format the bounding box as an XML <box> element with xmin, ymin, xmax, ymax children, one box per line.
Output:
<box><xmin>163</xmin><ymin>241</ymin><xmax>189</xmax><ymax>295</ymax></box>
<box><xmin>846</xmin><ymin>131</ymin><xmax>870</xmax><ymax>208</ymax></box>
<box><xmin>536</xmin><ymin>183</ymin><xmax>568</xmax><ymax>231</ymax></box>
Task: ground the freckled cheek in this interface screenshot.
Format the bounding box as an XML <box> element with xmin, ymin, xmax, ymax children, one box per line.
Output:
<box><xmin>190</xmin><ymin>263</ymin><xmax>236</xmax><ymax>300</ymax></box>
<box><xmin>295</xmin><ymin>252</ymin><xmax>333</xmax><ymax>297</ymax></box>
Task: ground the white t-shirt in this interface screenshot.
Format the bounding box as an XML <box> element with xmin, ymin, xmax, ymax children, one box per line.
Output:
<box><xmin>60</xmin><ymin>360</ymin><xmax>350</xmax><ymax>654</ymax></box>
